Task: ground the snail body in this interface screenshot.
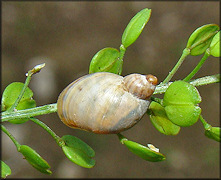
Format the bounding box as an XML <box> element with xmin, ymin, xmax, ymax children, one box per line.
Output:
<box><xmin>57</xmin><ymin>72</ymin><xmax>157</xmax><ymax>134</ymax></box>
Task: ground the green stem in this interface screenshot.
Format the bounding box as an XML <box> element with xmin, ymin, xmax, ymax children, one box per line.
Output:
<box><xmin>1</xmin><ymin>125</ymin><xmax>21</xmax><ymax>150</ymax></box>
<box><xmin>1</xmin><ymin>103</ymin><xmax>57</xmax><ymax>122</ymax></box>
<box><xmin>119</xmin><ymin>44</ymin><xmax>126</xmax><ymax>61</ymax></box>
<box><xmin>183</xmin><ymin>50</ymin><xmax>210</xmax><ymax>82</ymax></box>
<box><xmin>154</xmin><ymin>74</ymin><xmax>220</xmax><ymax>94</ymax></box>
<box><xmin>150</xmin><ymin>97</ymin><xmax>163</xmax><ymax>106</ymax></box>
<box><xmin>199</xmin><ymin>115</ymin><xmax>211</xmax><ymax>130</ymax></box>
<box><xmin>7</xmin><ymin>74</ymin><xmax>32</xmax><ymax>112</ymax></box>
<box><xmin>1</xmin><ymin>74</ymin><xmax>219</xmax><ymax>122</ymax></box>
<box><xmin>29</xmin><ymin>117</ymin><xmax>64</xmax><ymax>147</ymax></box>
<box><xmin>117</xmin><ymin>44</ymin><xmax>126</xmax><ymax>75</ymax></box>
<box><xmin>162</xmin><ymin>48</ymin><xmax>190</xmax><ymax>84</ymax></box>
<box><xmin>117</xmin><ymin>133</ymin><xmax>128</xmax><ymax>144</ymax></box>
<box><xmin>7</xmin><ymin>63</ymin><xmax>45</xmax><ymax>112</ymax></box>
<box><xmin>188</xmin><ymin>73</ymin><xmax>220</xmax><ymax>87</ymax></box>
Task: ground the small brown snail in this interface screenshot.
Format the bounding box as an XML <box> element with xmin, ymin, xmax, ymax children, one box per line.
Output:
<box><xmin>57</xmin><ymin>72</ymin><xmax>157</xmax><ymax>134</ymax></box>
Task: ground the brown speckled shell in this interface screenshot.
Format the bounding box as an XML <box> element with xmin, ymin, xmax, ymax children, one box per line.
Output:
<box><xmin>57</xmin><ymin>72</ymin><xmax>157</xmax><ymax>134</ymax></box>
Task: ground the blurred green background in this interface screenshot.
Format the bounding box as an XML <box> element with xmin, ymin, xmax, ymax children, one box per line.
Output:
<box><xmin>2</xmin><ymin>1</ymin><xmax>220</xmax><ymax>178</ymax></box>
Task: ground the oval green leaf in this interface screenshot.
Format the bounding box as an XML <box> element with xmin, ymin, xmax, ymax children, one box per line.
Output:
<box><xmin>210</xmin><ymin>31</ymin><xmax>220</xmax><ymax>57</ymax></box>
<box><xmin>1</xmin><ymin>82</ymin><xmax>36</xmax><ymax>124</ymax></box>
<box><xmin>61</xmin><ymin>135</ymin><xmax>95</xmax><ymax>168</ymax></box>
<box><xmin>122</xmin><ymin>8</ymin><xmax>151</xmax><ymax>48</ymax></box>
<box><xmin>205</xmin><ymin>126</ymin><xmax>221</xmax><ymax>142</ymax></box>
<box><xmin>148</xmin><ymin>101</ymin><xmax>180</xmax><ymax>135</ymax></box>
<box><xmin>163</xmin><ymin>81</ymin><xmax>201</xmax><ymax>106</ymax></box>
<box><xmin>1</xmin><ymin>161</ymin><xmax>11</xmax><ymax>178</ymax></box>
<box><xmin>118</xmin><ymin>134</ymin><xmax>165</xmax><ymax>162</ymax></box>
<box><xmin>2</xmin><ymin>82</ymin><xmax>36</xmax><ymax>111</ymax></box>
<box><xmin>186</xmin><ymin>24</ymin><xmax>219</xmax><ymax>56</ymax></box>
<box><xmin>89</xmin><ymin>47</ymin><xmax>122</xmax><ymax>75</ymax></box>
<box><xmin>163</xmin><ymin>81</ymin><xmax>202</xmax><ymax>127</ymax></box>
<box><xmin>165</xmin><ymin>105</ymin><xmax>201</xmax><ymax>127</ymax></box>
<box><xmin>19</xmin><ymin>145</ymin><xmax>51</xmax><ymax>174</ymax></box>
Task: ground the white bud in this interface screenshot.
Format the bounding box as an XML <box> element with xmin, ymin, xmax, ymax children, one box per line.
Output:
<box><xmin>147</xmin><ymin>143</ymin><xmax>159</xmax><ymax>153</ymax></box>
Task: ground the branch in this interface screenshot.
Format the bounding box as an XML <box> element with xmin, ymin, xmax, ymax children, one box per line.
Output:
<box><xmin>154</xmin><ymin>74</ymin><xmax>220</xmax><ymax>94</ymax></box>
<box><xmin>1</xmin><ymin>74</ymin><xmax>220</xmax><ymax>122</ymax></box>
<box><xmin>1</xmin><ymin>103</ymin><xmax>57</xmax><ymax>122</ymax></box>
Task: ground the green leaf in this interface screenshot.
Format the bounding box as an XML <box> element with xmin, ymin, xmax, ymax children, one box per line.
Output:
<box><xmin>1</xmin><ymin>82</ymin><xmax>36</xmax><ymax>124</ymax></box>
<box><xmin>148</xmin><ymin>101</ymin><xmax>180</xmax><ymax>135</ymax></box>
<box><xmin>2</xmin><ymin>82</ymin><xmax>36</xmax><ymax>111</ymax></box>
<box><xmin>1</xmin><ymin>161</ymin><xmax>11</xmax><ymax>178</ymax></box>
<box><xmin>89</xmin><ymin>47</ymin><xmax>122</xmax><ymax>75</ymax></box>
<box><xmin>210</xmin><ymin>31</ymin><xmax>220</xmax><ymax>57</ymax></box>
<box><xmin>205</xmin><ymin>126</ymin><xmax>221</xmax><ymax>142</ymax></box>
<box><xmin>163</xmin><ymin>81</ymin><xmax>202</xmax><ymax>127</ymax></box>
<box><xmin>186</xmin><ymin>24</ymin><xmax>219</xmax><ymax>56</ymax></box>
<box><xmin>118</xmin><ymin>134</ymin><xmax>165</xmax><ymax>162</ymax></box>
<box><xmin>61</xmin><ymin>135</ymin><xmax>95</xmax><ymax>168</ymax></box>
<box><xmin>163</xmin><ymin>81</ymin><xmax>201</xmax><ymax>106</ymax></box>
<box><xmin>165</xmin><ymin>105</ymin><xmax>201</xmax><ymax>127</ymax></box>
<box><xmin>122</xmin><ymin>8</ymin><xmax>151</xmax><ymax>48</ymax></box>
<box><xmin>19</xmin><ymin>145</ymin><xmax>51</xmax><ymax>174</ymax></box>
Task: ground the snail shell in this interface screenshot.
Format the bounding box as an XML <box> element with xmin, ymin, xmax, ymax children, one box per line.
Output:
<box><xmin>57</xmin><ymin>72</ymin><xmax>157</xmax><ymax>134</ymax></box>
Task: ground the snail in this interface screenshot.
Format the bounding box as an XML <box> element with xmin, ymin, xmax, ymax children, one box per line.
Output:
<box><xmin>57</xmin><ymin>72</ymin><xmax>158</xmax><ymax>134</ymax></box>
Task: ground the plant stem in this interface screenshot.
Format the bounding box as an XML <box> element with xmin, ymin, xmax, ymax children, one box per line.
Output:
<box><xmin>1</xmin><ymin>74</ymin><xmax>219</xmax><ymax>122</ymax></box>
<box><xmin>117</xmin><ymin>44</ymin><xmax>126</xmax><ymax>75</ymax></box>
<box><xmin>7</xmin><ymin>74</ymin><xmax>32</xmax><ymax>112</ymax></box>
<box><xmin>1</xmin><ymin>103</ymin><xmax>57</xmax><ymax>122</ymax></box>
<box><xmin>117</xmin><ymin>133</ymin><xmax>128</xmax><ymax>144</ymax></box>
<box><xmin>7</xmin><ymin>63</ymin><xmax>45</xmax><ymax>112</ymax></box>
<box><xmin>150</xmin><ymin>97</ymin><xmax>163</xmax><ymax>105</ymax></box>
<box><xmin>154</xmin><ymin>74</ymin><xmax>220</xmax><ymax>94</ymax></box>
<box><xmin>119</xmin><ymin>44</ymin><xmax>126</xmax><ymax>61</ymax></box>
<box><xmin>183</xmin><ymin>50</ymin><xmax>210</xmax><ymax>82</ymax></box>
<box><xmin>199</xmin><ymin>115</ymin><xmax>211</xmax><ymax>130</ymax></box>
<box><xmin>162</xmin><ymin>48</ymin><xmax>190</xmax><ymax>84</ymax></box>
<box><xmin>188</xmin><ymin>73</ymin><xmax>220</xmax><ymax>87</ymax></box>
<box><xmin>29</xmin><ymin>117</ymin><xmax>64</xmax><ymax>147</ymax></box>
<box><xmin>1</xmin><ymin>125</ymin><xmax>21</xmax><ymax>150</ymax></box>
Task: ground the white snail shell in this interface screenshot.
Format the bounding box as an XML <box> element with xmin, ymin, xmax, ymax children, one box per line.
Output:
<box><xmin>57</xmin><ymin>72</ymin><xmax>157</xmax><ymax>134</ymax></box>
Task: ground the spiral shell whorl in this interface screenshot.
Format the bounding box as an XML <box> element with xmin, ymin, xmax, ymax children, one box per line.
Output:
<box><xmin>123</xmin><ymin>74</ymin><xmax>158</xmax><ymax>100</ymax></box>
